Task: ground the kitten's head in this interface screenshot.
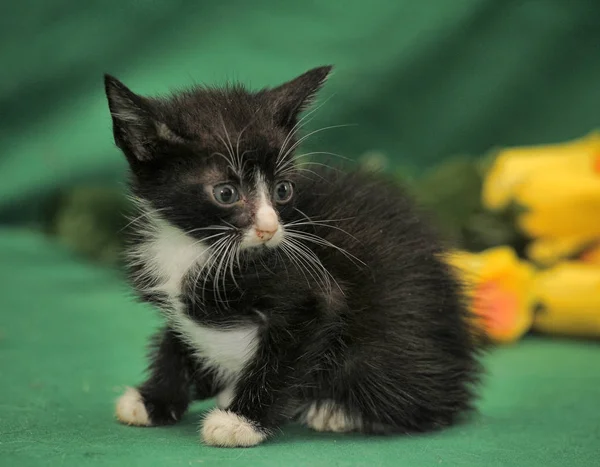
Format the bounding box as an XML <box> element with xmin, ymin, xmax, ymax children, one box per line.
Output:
<box><xmin>104</xmin><ymin>66</ymin><xmax>332</xmax><ymax>252</ymax></box>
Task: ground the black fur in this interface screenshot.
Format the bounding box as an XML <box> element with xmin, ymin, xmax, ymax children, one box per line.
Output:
<box><xmin>105</xmin><ymin>66</ymin><xmax>483</xmax><ymax>441</ymax></box>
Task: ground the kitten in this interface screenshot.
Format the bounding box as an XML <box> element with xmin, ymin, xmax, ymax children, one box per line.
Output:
<box><xmin>104</xmin><ymin>66</ymin><xmax>482</xmax><ymax>448</ymax></box>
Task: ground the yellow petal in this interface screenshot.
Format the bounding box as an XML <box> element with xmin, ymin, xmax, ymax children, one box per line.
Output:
<box><xmin>526</xmin><ymin>234</ymin><xmax>598</xmax><ymax>267</ymax></box>
<box><xmin>482</xmin><ymin>131</ymin><xmax>600</xmax><ymax>210</ymax></box>
<box><xmin>532</xmin><ymin>262</ymin><xmax>600</xmax><ymax>338</ymax></box>
<box><xmin>514</xmin><ymin>174</ymin><xmax>600</xmax><ymax>238</ymax></box>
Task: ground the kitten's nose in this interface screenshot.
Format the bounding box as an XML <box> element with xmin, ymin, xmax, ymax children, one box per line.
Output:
<box><xmin>255</xmin><ymin>205</ymin><xmax>279</xmax><ymax>242</ymax></box>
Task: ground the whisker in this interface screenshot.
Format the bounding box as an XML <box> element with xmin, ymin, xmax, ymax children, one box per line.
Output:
<box><xmin>178</xmin><ymin>235</ymin><xmax>230</xmax><ymax>307</ymax></box>
<box><xmin>211</xmin><ymin>151</ymin><xmax>238</xmax><ymax>176</ymax></box>
<box><xmin>217</xmin><ymin>114</ymin><xmax>235</xmax><ymax>157</ymax></box>
<box><xmin>286</xmin><ymin>211</ymin><xmax>357</xmax><ymax>225</ymax></box>
<box><xmin>219</xmin><ymin>219</ymin><xmax>237</xmax><ymax>230</ymax></box>
<box><xmin>128</xmin><ymin>228</ymin><xmax>231</xmax><ymax>267</ymax></box>
<box><xmin>184</xmin><ymin>225</ymin><xmax>235</xmax><ymax>234</ymax></box>
<box><xmin>286</xmin><ymin>211</ymin><xmax>360</xmax><ymax>242</ymax></box>
<box><xmin>286</xmin><ymin>167</ymin><xmax>332</xmax><ymax>184</ymax></box>
<box><xmin>291</xmin><ymin>242</ymin><xmax>337</xmax><ymax>296</ymax></box>
<box><xmin>228</xmin><ymin>242</ymin><xmax>241</xmax><ymax>290</ymax></box>
<box><xmin>279</xmin><ymin>159</ymin><xmax>332</xmax><ymax>171</ymax></box>
<box><xmin>295</xmin><ymin>161</ymin><xmax>343</xmax><ymax>172</ymax></box>
<box><xmin>186</xmin><ymin>231</ymin><xmax>230</xmax><ymax>249</ymax></box>
<box><xmin>276</xmin><ymin>115</ymin><xmax>314</xmax><ymax>165</ymax></box>
<box><xmin>289</xmin><ymin>238</ymin><xmax>344</xmax><ymax>295</ymax></box>
<box><xmin>235</xmin><ymin>118</ymin><xmax>257</xmax><ymax>174</ymax></box>
<box><xmin>287</xmin><ymin>222</ymin><xmax>360</xmax><ymax>241</ymax></box>
<box><xmin>282</xmin><ymin>238</ymin><xmax>333</xmax><ymax>294</ymax></box>
<box><xmin>278</xmin><ymin>124</ymin><xmax>357</xmax><ymax>168</ymax></box>
<box><xmin>276</xmin><ymin>151</ymin><xmax>349</xmax><ymax>176</ymax></box>
<box><xmin>213</xmin><ymin>237</ymin><xmax>235</xmax><ymax>305</ymax></box>
<box><xmin>120</xmin><ymin>206</ymin><xmax>171</xmax><ymax>232</ymax></box>
<box><xmin>279</xmin><ymin>241</ymin><xmax>320</xmax><ymax>291</ymax></box>
<box><xmin>274</xmin><ymin>248</ymin><xmax>289</xmax><ymax>280</ymax></box>
<box><xmin>209</xmin><ymin>237</ymin><xmax>232</xmax><ymax>294</ymax></box>
<box><xmin>294</xmin><ymin>151</ymin><xmax>353</xmax><ymax>162</ymax></box>
<box><xmin>235</xmin><ymin>243</ymin><xmax>242</xmax><ymax>273</ymax></box>
<box><xmin>219</xmin><ymin>116</ymin><xmax>238</xmax><ymax>172</ymax></box>
<box><xmin>277</xmin><ymin>94</ymin><xmax>336</xmax><ymax>164</ymax></box>
<box><xmin>277</xmin><ymin>162</ymin><xmax>342</xmax><ymax>180</ymax></box>
<box><xmin>194</xmin><ymin>236</ymin><xmax>230</xmax><ymax>304</ymax></box>
<box><xmin>284</xmin><ymin>230</ymin><xmax>366</xmax><ymax>267</ymax></box>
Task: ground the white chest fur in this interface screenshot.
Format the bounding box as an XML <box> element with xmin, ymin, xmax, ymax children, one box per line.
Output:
<box><xmin>170</xmin><ymin>315</ymin><xmax>259</xmax><ymax>379</ymax></box>
<box><xmin>130</xmin><ymin>208</ymin><xmax>259</xmax><ymax>382</ymax></box>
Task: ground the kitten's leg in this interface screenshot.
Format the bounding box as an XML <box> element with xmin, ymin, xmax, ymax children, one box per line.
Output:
<box><xmin>301</xmin><ymin>400</ymin><xmax>362</xmax><ymax>433</ymax></box>
<box><xmin>116</xmin><ymin>328</ymin><xmax>215</xmax><ymax>426</ymax></box>
<box><xmin>215</xmin><ymin>386</ymin><xmax>235</xmax><ymax>409</ymax></box>
<box><xmin>201</xmin><ymin>342</ymin><xmax>296</xmax><ymax>447</ymax></box>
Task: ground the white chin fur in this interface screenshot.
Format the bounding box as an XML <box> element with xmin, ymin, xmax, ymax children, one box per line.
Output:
<box><xmin>115</xmin><ymin>387</ymin><xmax>151</xmax><ymax>426</ymax></box>
<box><xmin>240</xmin><ymin>226</ymin><xmax>283</xmax><ymax>250</ymax></box>
<box><xmin>201</xmin><ymin>409</ymin><xmax>267</xmax><ymax>447</ymax></box>
<box><xmin>267</xmin><ymin>228</ymin><xmax>284</xmax><ymax>247</ymax></box>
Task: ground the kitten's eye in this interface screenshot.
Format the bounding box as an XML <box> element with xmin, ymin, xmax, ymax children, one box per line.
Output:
<box><xmin>213</xmin><ymin>183</ymin><xmax>240</xmax><ymax>205</ymax></box>
<box><xmin>274</xmin><ymin>180</ymin><xmax>294</xmax><ymax>204</ymax></box>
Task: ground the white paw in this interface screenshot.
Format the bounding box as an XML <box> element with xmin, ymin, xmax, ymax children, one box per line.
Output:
<box><xmin>115</xmin><ymin>387</ymin><xmax>151</xmax><ymax>426</ymax></box>
<box><xmin>201</xmin><ymin>409</ymin><xmax>267</xmax><ymax>447</ymax></box>
<box><xmin>216</xmin><ymin>386</ymin><xmax>235</xmax><ymax>409</ymax></box>
<box><xmin>304</xmin><ymin>401</ymin><xmax>360</xmax><ymax>433</ymax></box>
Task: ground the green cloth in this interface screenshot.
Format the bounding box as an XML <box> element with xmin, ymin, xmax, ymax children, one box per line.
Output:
<box><xmin>2</xmin><ymin>1</ymin><xmax>600</xmax><ymax>224</ymax></box>
<box><xmin>1</xmin><ymin>229</ymin><xmax>599</xmax><ymax>466</ymax></box>
<box><xmin>2</xmin><ymin>1</ymin><xmax>600</xmax><ymax>465</ymax></box>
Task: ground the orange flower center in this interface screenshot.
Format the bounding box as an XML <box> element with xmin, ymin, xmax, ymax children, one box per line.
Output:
<box><xmin>473</xmin><ymin>281</ymin><xmax>518</xmax><ymax>336</ymax></box>
<box><xmin>580</xmin><ymin>244</ymin><xmax>600</xmax><ymax>263</ymax></box>
<box><xmin>593</xmin><ymin>153</ymin><xmax>600</xmax><ymax>173</ymax></box>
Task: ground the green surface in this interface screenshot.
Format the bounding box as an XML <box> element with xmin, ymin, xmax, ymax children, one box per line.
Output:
<box><xmin>3</xmin><ymin>1</ymin><xmax>600</xmax><ymax>465</ymax></box>
<box><xmin>1</xmin><ymin>229</ymin><xmax>599</xmax><ymax>466</ymax></box>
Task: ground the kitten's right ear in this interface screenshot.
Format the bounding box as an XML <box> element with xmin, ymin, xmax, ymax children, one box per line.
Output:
<box><xmin>104</xmin><ymin>74</ymin><xmax>157</xmax><ymax>162</ymax></box>
<box><xmin>270</xmin><ymin>65</ymin><xmax>333</xmax><ymax>129</ymax></box>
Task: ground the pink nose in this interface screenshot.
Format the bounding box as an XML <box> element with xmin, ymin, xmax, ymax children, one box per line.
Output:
<box><xmin>255</xmin><ymin>205</ymin><xmax>278</xmax><ymax>242</ymax></box>
<box><xmin>256</xmin><ymin>229</ymin><xmax>276</xmax><ymax>241</ymax></box>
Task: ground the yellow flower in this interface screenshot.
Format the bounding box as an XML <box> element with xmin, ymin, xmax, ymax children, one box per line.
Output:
<box><xmin>444</xmin><ymin>246</ymin><xmax>536</xmax><ymax>344</ymax></box>
<box><xmin>532</xmin><ymin>262</ymin><xmax>600</xmax><ymax>339</ymax></box>
<box><xmin>513</xmin><ymin>173</ymin><xmax>600</xmax><ymax>238</ymax></box>
<box><xmin>526</xmin><ymin>234</ymin><xmax>598</xmax><ymax>267</ymax></box>
<box><xmin>482</xmin><ymin>131</ymin><xmax>600</xmax><ymax>211</ymax></box>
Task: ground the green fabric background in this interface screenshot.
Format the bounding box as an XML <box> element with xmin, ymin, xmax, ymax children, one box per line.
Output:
<box><xmin>1</xmin><ymin>1</ymin><xmax>600</xmax><ymax>465</ymax></box>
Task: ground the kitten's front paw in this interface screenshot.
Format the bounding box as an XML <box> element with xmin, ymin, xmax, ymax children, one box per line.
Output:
<box><xmin>115</xmin><ymin>387</ymin><xmax>151</xmax><ymax>426</ymax></box>
<box><xmin>201</xmin><ymin>409</ymin><xmax>268</xmax><ymax>447</ymax></box>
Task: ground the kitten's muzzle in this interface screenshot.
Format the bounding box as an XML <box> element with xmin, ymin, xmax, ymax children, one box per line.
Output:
<box><xmin>255</xmin><ymin>228</ymin><xmax>276</xmax><ymax>241</ymax></box>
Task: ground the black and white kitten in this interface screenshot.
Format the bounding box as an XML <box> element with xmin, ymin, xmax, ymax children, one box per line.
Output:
<box><xmin>104</xmin><ymin>66</ymin><xmax>482</xmax><ymax>448</ymax></box>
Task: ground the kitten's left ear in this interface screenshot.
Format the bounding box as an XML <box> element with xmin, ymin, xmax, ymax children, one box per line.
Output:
<box><xmin>270</xmin><ymin>65</ymin><xmax>333</xmax><ymax>128</ymax></box>
<box><xmin>104</xmin><ymin>75</ymin><xmax>181</xmax><ymax>163</ymax></box>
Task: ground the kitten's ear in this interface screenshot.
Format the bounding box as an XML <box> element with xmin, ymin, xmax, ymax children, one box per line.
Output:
<box><xmin>104</xmin><ymin>75</ymin><xmax>179</xmax><ymax>162</ymax></box>
<box><xmin>270</xmin><ymin>65</ymin><xmax>333</xmax><ymax>128</ymax></box>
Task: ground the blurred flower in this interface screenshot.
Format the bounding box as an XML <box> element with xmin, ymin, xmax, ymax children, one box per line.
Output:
<box><xmin>482</xmin><ymin>131</ymin><xmax>600</xmax><ymax>211</ymax></box>
<box><xmin>526</xmin><ymin>234</ymin><xmax>597</xmax><ymax>267</ymax></box>
<box><xmin>579</xmin><ymin>242</ymin><xmax>600</xmax><ymax>265</ymax></box>
<box><xmin>445</xmin><ymin>246</ymin><xmax>536</xmax><ymax>344</ymax></box>
<box><xmin>513</xmin><ymin>173</ymin><xmax>600</xmax><ymax>238</ymax></box>
<box><xmin>532</xmin><ymin>262</ymin><xmax>600</xmax><ymax>339</ymax></box>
